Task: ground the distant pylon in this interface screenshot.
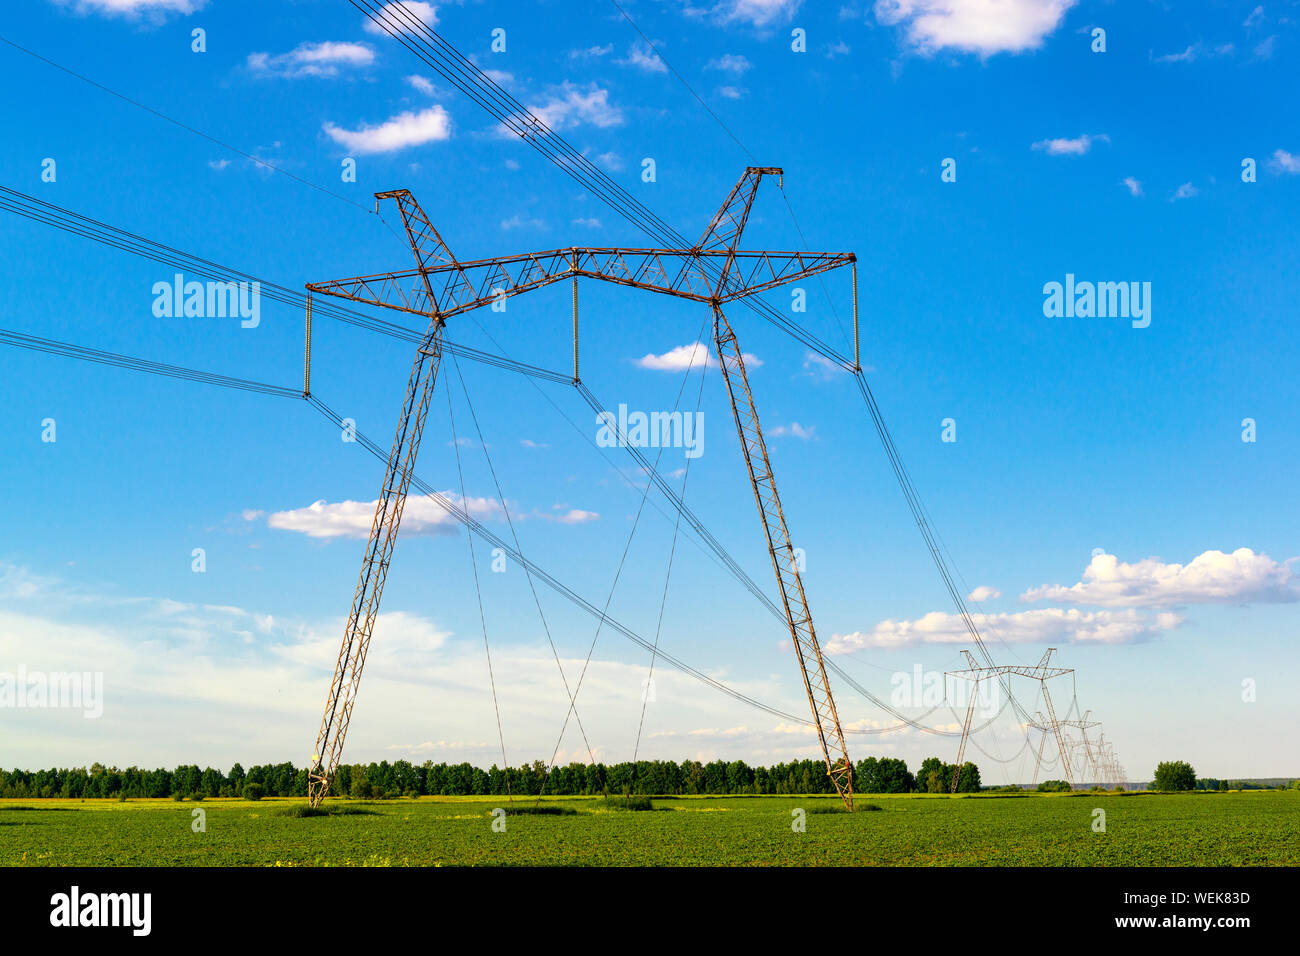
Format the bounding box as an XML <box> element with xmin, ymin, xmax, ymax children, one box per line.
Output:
<box><xmin>947</xmin><ymin>647</ymin><xmax>1073</xmax><ymax>792</ymax></box>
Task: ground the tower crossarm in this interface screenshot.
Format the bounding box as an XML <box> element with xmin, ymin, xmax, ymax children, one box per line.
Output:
<box><xmin>307</xmin><ymin>248</ymin><xmax>854</xmax><ymax>320</ymax></box>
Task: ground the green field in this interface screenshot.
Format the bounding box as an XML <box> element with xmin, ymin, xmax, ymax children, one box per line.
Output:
<box><xmin>2</xmin><ymin>791</ymin><xmax>1295</xmax><ymax>866</ymax></box>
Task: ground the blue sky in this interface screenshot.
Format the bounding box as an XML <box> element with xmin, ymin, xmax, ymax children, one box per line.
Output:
<box><xmin>0</xmin><ymin>0</ymin><xmax>1296</xmax><ymax>783</ymax></box>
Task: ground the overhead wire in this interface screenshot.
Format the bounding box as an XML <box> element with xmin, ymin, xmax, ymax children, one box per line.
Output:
<box><xmin>6</xmin><ymin>6</ymin><xmax>1119</xmax><ymax>774</ymax></box>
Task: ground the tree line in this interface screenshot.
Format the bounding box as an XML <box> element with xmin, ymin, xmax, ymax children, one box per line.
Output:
<box><xmin>0</xmin><ymin>755</ymin><xmax>980</xmax><ymax>800</ymax></box>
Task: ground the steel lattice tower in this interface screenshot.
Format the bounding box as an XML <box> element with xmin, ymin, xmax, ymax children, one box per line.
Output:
<box><xmin>302</xmin><ymin>168</ymin><xmax>861</xmax><ymax>807</ymax></box>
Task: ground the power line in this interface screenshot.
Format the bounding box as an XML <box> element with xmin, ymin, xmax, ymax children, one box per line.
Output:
<box><xmin>0</xmin><ymin>34</ymin><xmax>373</xmax><ymax>214</ymax></box>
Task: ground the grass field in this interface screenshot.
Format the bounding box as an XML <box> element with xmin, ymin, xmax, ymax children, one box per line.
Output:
<box><xmin>2</xmin><ymin>791</ymin><xmax>1295</xmax><ymax>866</ymax></box>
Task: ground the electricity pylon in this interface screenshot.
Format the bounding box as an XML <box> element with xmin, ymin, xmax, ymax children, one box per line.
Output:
<box><xmin>1094</xmin><ymin>733</ymin><xmax>1124</xmax><ymax>788</ymax></box>
<box><xmin>1058</xmin><ymin>710</ymin><xmax>1101</xmax><ymax>785</ymax></box>
<box><xmin>302</xmin><ymin>168</ymin><xmax>860</xmax><ymax>807</ymax></box>
<box><xmin>946</xmin><ymin>647</ymin><xmax>1073</xmax><ymax>792</ymax></box>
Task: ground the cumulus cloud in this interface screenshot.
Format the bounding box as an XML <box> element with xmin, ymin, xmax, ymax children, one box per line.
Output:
<box><xmin>1269</xmin><ymin>149</ymin><xmax>1300</xmax><ymax>174</ymax></box>
<box><xmin>247</xmin><ymin>42</ymin><xmax>375</xmax><ymax>79</ymax></box>
<box><xmin>1020</xmin><ymin>548</ymin><xmax>1298</xmax><ymax>608</ymax></box>
<box><xmin>967</xmin><ymin>585</ymin><xmax>1001</xmax><ymax>602</ymax></box>
<box><xmin>518</xmin><ymin>83</ymin><xmax>623</xmax><ymax>132</ymax></box>
<box><xmin>619</xmin><ymin>41</ymin><xmax>668</xmax><ymax>73</ymax></box>
<box><xmin>264</xmin><ymin>494</ymin><xmax>500</xmax><ymax>539</ymax></box>
<box><xmin>362</xmin><ymin>1</ymin><xmax>438</xmax><ymax>34</ymax></box>
<box><xmin>1171</xmin><ymin>182</ymin><xmax>1199</xmax><ymax>201</ymax></box>
<box><xmin>710</xmin><ymin>0</ymin><xmax>804</xmax><ymax>27</ymax></box>
<box><xmin>827</xmin><ymin>607</ymin><xmax>1181</xmax><ymax>652</ymax></box>
<box><xmin>802</xmin><ymin>351</ymin><xmax>842</xmax><ymax>382</ymax></box>
<box><xmin>1122</xmin><ymin>176</ymin><xmax>1143</xmax><ymax>196</ymax></box>
<box><xmin>768</xmin><ymin>422</ymin><xmax>816</xmax><ymax>439</ymax></box>
<box><xmin>1031</xmin><ymin>133</ymin><xmax>1108</xmax><ymax>156</ymax></box>
<box><xmin>54</xmin><ymin>0</ymin><xmax>205</xmax><ymax>18</ymax></box>
<box><xmin>323</xmin><ymin>106</ymin><xmax>452</xmax><ymax>154</ymax></box>
<box><xmin>707</xmin><ymin>54</ymin><xmax>753</xmax><ymax>74</ymax></box>
<box><xmin>874</xmin><ymin>0</ymin><xmax>1075</xmax><ymax>56</ymax></box>
<box><xmin>635</xmin><ymin>342</ymin><xmax>762</xmax><ymax>371</ymax></box>
<box><xmin>406</xmin><ymin>74</ymin><xmax>439</xmax><ymax>95</ymax></box>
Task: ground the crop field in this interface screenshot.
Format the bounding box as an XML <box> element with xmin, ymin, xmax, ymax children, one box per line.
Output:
<box><xmin>2</xmin><ymin>791</ymin><xmax>1296</xmax><ymax>867</ymax></box>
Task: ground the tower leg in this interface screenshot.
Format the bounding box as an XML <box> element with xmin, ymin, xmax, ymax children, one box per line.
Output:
<box><xmin>1031</xmin><ymin>729</ymin><xmax>1047</xmax><ymax>788</ymax></box>
<box><xmin>712</xmin><ymin>305</ymin><xmax>853</xmax><ymax>808</ymax></box>
<box><xmin>307</xmin><ymin>320</ymin><xmax>445</xmax><ymax>805</ymax></box>
<box><xmin>950</xmin><ymin>677</ymin><xmax>979</xmax><ymax>793</ymax></box>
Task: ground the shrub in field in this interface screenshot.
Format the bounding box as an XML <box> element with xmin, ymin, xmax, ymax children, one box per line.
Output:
<box><xmin>1037</xmin><ymin>780</ymin><xmax>1071</xmax><ymax>792</ymax></box>
<box><xmin>243</xmin><ymin>783</ymin><xmax>265</xmax><ymax>801</ymax></box>
<box><xmin>172</xmin><ymin>792</ymin><xmax>184</xmax><ymax>801</ymax></box>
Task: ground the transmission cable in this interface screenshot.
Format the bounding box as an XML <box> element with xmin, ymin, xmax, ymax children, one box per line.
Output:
<box><xmin>444</xmin><ymin>372</ymin><xmax>511</xmax><ymax>799</ymax></box>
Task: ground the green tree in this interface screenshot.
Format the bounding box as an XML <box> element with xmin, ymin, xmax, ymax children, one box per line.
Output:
<box><xmin>1152</xmin><ymin>760</ymin><xmax>1196</xmax><ymax>791</ymax></box>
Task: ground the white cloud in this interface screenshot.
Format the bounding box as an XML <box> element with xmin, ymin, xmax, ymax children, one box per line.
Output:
<box><xmin>501</xmin><ymin>214</ymin><xmax>546</xmax><ymax>230</ymax></box>
<box><xmin>1122</xmin><ymin>176</ymin><xmax>1143</xmax><ymax>197</ymax></box>
<box><xmin>706</xmin><ymin>54</ymin><xmax>753</xmax><ymax>74</ymax></box>
<box><xmin>247</xmin><ymin>42</ymin><xmax>375</xmax><ymax>79</ymax></box>
<box><xmin>208</xmin><ymin>159</ymin><xmax>231</xmax><ymax>171</ymax></box>
<box><xmin>967</xmin><ymin>585</ymin><xmax>1001</xmax><ymax>602</ymax></box>
<box><xmin>802</xmin><ymin>351</ymin><xmax>841</xmax><ymax>381</ymax></box>
<box><xmin>264</xmin><ymin>494</ymin><xmax>500</xmax><ymax>539</ymax></box>
<box><xmin>1243</xmin><ymin>6</ymin><xmax>1264</xmax><ymax>29</ymax></box>
<box><xmin>483</xmin><ymin>69</ymin><xmax>514</xmax><ymax>87</ymax></box>
<box><xmin>554</xmin><ymin>509</ymin><xmax>599</xmax><ymax>524</ymax></box>
<box><xmin>826</xmin><ymin>40</ymin><xmax>852</xmax><ymax>58</ymax></box>
<box><xmin>406</xmin><ymin>74</ymin><xmax>437</xmax><ymax>95</ymax></box>
<box><xmin>1171</xmin><ymin>181</ymin><xmax>1199</xmax><ymax>201</ymax></box>
<box><xmin>519</xmin><ymin>439</ymin><xmax>549</xmax><ymax>449</ymax></box>
<box><xmin>1154</xmin><ymin>42</ymin><xmax>1235</xmax><ymax>64</ymax></box>
<box><xmin>717</xmin><ymin>85</ymin><xmax>747</xmax><ymax>99</ymax></box>
<box><xmin>1031</xmin><ymin>133</ymin><xmax>1108</xmax><ymax>156</ymax></box>
<box><xmin>522</xmin><ymin>83</ymin><xmax>623</xmax><ymax>131</ymax></box>
<box><xmin>619</xmin><ymin>41</ymin><xmax>668</xmax><ymax>74</ymax></box>
<box><xmin>874</xmin><ymin>0</ymin><xmax>1075</xmax><ymax>56</ymax></box>
<box><xmin>827</xmin><ymin>606</ymin><xmax>1181</xmax><ymax>652</ymax></box>
<box><xmin>635</xmin><ymin>342</ymin><xmax>762</xmax><ymax>371</ymax></box>
<box><xmin>1155</xmin><ymin>44</ymin><xmax>1199</xmax><ymax>64</ymax></box>
<box><xmin>571</xmin><ymin>216</ymin><xmax>602</xmax><ymax>228</ymax></box>
<box><xmin>1253</xmin><ymin>35</ymin><xmax>1277</xmax><ymax>60</ymax></box>
<box><xmin>1021</xmin><ymin>548</ymin><xmax>1298</xmax><ymax>609</ymax></box>
<box><xmin>362</xmin><ymin>1</ymin><xmax>438</xmax><ymax>34</ymax></box>
<box><xmin>0</xmin><ymin>563</ymin><xmax>826</xmax><ymax>769</ymax></box>
<box><xmin>54</xmin><ymin>0</ymin><xmax>205</xmax><ymax>18</ymax></box>
<box><xmin>570</xmin><ymin>44</ymin><xmax>614</xmax><ymax>59</ymax></box>
<box><xmin>768</xmin><ymin>422</ymin><xmax>816</xmax><ymax>439</ymax></box>
<box><xmin>323</xmin><ymin>106</ymin><xmax>452</xmax><ymax>154</ymax></box>
<box><xmin>1270</xmin><ymin>149</ymin><xmax>1300</xmax><ymax>174</ymax></box>
<box><xmin>712</xmin><ymin>0</ymin><xmax>804</xmax><ymax>27</ymax></box>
